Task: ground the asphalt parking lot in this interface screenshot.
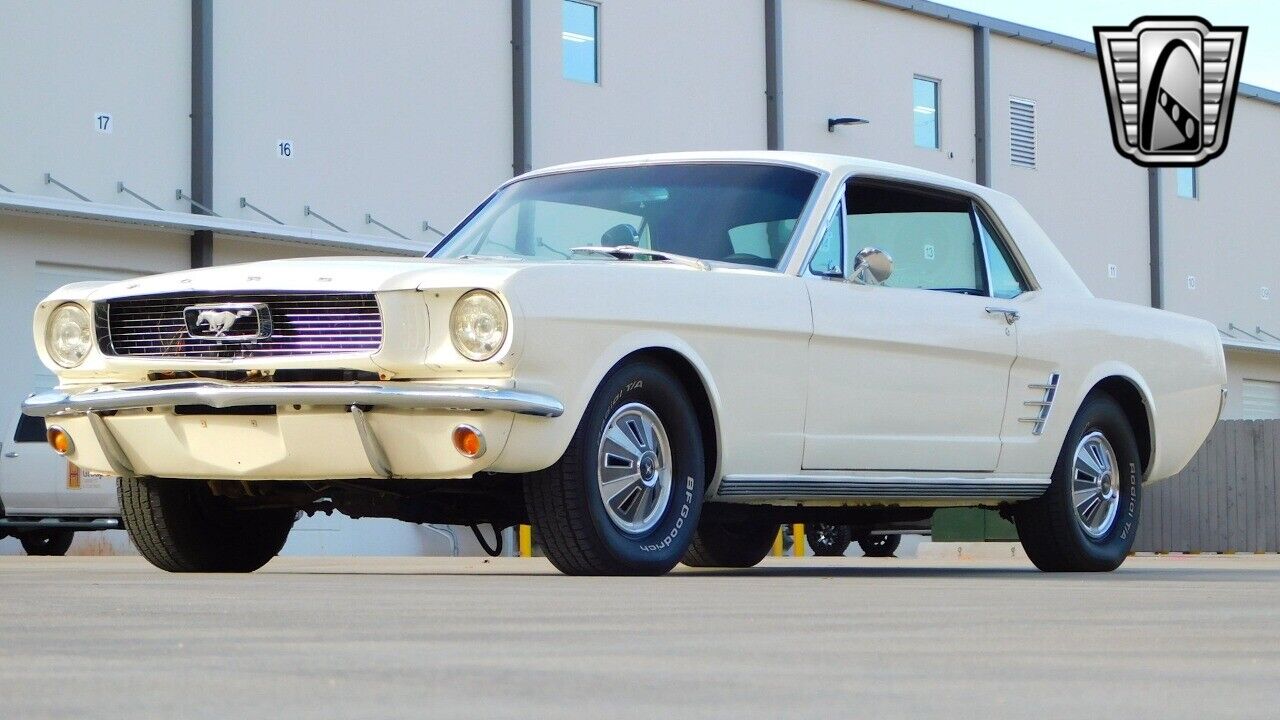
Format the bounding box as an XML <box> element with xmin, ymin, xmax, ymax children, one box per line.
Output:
<box><xmin>2</xmin><ymin>554</ymin><xmax>1278</xmax><ymax>719</ymax></box>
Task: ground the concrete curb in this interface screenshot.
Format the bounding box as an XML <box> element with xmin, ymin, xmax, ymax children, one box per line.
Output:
<box><xmin>916</xmin><ymin>541</ymin><xmax>1025</xmax><ymax>560</ymax></box>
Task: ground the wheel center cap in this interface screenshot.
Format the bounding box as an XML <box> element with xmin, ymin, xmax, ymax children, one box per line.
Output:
<box><xmin>638</xmin><ymin>453</ymin><xmax>658</xmax><ymax>486</ymax></box>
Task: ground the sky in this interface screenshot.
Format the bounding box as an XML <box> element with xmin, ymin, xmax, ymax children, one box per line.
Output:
<box><xmin>943</xmin><ymin>0</ymin><xmax>1279</xmax><ymax>91</ymax></box>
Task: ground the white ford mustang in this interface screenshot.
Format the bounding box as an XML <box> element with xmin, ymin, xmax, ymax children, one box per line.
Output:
<box><xmin>24</xmin><ymin>151</ymin><xmax>1225</xmax><ymax>575</ymax></box>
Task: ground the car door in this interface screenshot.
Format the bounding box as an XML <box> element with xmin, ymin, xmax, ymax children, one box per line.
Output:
<box><xmin>802</xmin><ymin>178</ymin><xmax>1018</xmax><ymax>472</ymax></box>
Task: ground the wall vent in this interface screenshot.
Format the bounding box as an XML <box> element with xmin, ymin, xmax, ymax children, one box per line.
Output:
<box><xmin>1010</xmin><ymin>97</ymin><xmax>1037</xmax><ymax>168</ymax></box>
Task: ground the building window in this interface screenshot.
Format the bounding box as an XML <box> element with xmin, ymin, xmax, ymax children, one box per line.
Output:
<box><xmin>562</xmin><ymin>0</ymin><xmax>598</xmax><ymax>84</ymax></box>
<box><xmin>1177</xmin><ymin>167</ymin><xmax>1198</xmax><ymax>199</ymax></box>
<box><xmin>1009</xmin><ymin>97</ymin><xmax>1036</xmax><ymax>168</ymax></box>
<box><xmin>913</xmin><ymin>76</ymin><xmax>940</xmax><ymax>149</ymax></box>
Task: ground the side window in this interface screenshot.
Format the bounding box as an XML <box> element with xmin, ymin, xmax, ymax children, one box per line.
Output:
<box><xmin>844</xmin><ymin>182</ymin><xmax>986</xmax><ymax>295</ymax></box>
<box><xmin>976</xmin><ymin>209</ymin><xmax>1029</xmax><ymax>299</ymax></box>
<box><xmin>808</xmin><ymin>202</ymin><xmax>844</xmax><ymax>276</ymax></box>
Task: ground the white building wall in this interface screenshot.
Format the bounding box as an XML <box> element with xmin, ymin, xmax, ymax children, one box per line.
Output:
<box><xmin>213</xmin><ymin>0</ymin><xmax>512</xmax><ymax>246</ymax></box>
<box><xmin>529</xmin><ymin>0</ymin><xmax>767</xmax><ymax>168</ymax></box>
<box><xmin>0</xmin><ymin>0</ymin><xmax>190</xmax><ymax>209</ymax></box>
<box><xmin>782</xmin><ymin>0</ymin><xmax>977</xmax><ymax>181</ymax></box>
<box><xmin>1160</xmin><ymin>97</ymin><xmax>1280</xmax><ymax>334</ymax></box>
<box><xmin>987</xmin><ymin>34</ymin><xmax>1151</xmax><ymax>307</ymax></box>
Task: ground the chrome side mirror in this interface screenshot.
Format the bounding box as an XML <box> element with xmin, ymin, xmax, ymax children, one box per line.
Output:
<box><xmin>851</xmin><ymin>247</ymin><xmax>893</xmax><ymax>285</ymax></box>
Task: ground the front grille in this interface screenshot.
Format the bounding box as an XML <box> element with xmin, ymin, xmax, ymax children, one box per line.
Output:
<box><xmin>96</xmin><ymin>292</ymin><xmax>383</xmax><ymax>359</ymax></box>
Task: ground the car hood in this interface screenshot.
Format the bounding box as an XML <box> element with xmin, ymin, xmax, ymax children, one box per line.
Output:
<box><xmin>85</xmin><ymin>256</ymin><xmax>532</xmax><ymax>300</ymax></box>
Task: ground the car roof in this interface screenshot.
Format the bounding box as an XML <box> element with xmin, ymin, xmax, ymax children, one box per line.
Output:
<box><xmin>527</xmin><ymin>150</ymin><xmax>1000</xmax><ymax>199</ymax></box>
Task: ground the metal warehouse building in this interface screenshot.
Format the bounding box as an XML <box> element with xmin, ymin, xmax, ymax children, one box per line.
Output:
<box><xmin>1</xmin><ymin>0</ymin><xmax>1278</xmax><ymax>553</ymax></box>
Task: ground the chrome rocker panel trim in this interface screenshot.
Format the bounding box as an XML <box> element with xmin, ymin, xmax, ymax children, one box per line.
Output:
<box><xmin>22</xmin><ymin>380</ymin><xmax>565</xmax><ymax>419</ymax></box>
<box><xmin>714</xmin><ymin>474</ymin><xmax>1050</xmax><ymax>502</ymax></box>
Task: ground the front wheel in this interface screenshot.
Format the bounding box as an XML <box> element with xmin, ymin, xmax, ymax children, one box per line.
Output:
<box><xmin>806</xmin><ymin>523</ymin><xmax>853</xmax><ymax>557</ymax></box>
<box><xmin>20</xmin><ymin>529</ymin><xmax>75</xmax><ymax>556</ymax></box>
<box><xmin>524</xmin><ymin>360</ymin><xmax>705</xmax><ymax>575</ymax></box>
<box><xmin>118</xmin><ymin>477</ymin><xmax>295</xmax><ymax>573</ymax></box>
<box><xmin>1014</xmin><ymin>394</ymin><xmax>1141</xmax><ymax>572</ymax></box>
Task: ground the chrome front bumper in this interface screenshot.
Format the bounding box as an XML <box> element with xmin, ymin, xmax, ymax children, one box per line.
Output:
<box><xmin>23</xmin><ymin>380</ymin><xmax>564</xmax><ymax>481</ymax></box>
<box><xmin>22</xmin><ymin>380</ymin><xmax>564</xmax><ymax>419</ymax></box>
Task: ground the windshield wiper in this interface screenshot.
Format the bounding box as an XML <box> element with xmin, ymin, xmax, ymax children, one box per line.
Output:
<box><xmin>457</xmin><ymin>254</ymin><xmax>527</xmax><ymax>262</ymax></box>
<box><xmin>570</xmin><ymin>245</ymin><xmax>709</xmax><ymax>271</ymax></box>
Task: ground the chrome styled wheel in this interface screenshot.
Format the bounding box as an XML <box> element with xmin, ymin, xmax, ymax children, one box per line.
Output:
<box><xmin>596</xmin><ymin>402</ymin><xmax>673</xmax><ymax>535</ymax></box>
<box><xmin>1072</xmin><ymin>431</ymin><xmax>1120</xmax><ymax>539</ymax></box>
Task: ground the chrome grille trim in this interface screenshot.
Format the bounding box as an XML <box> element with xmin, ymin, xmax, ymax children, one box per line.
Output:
<box><xmin>96</xmin><ymin>292</ymin><xmax>383</xmax><ymax>359</ymax></box>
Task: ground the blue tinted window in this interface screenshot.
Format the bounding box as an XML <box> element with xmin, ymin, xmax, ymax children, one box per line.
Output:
<box><xmin>563</xmin><ymin>1</ymin><xmax>598</xmax><ymax>83</ymax></box>
<box><xmin>913</xmin><ymin>77</ymin><xmax>939</xmax><ymax>149</ymax></box>
<box><xmin>1177</xmin><ymin>167</ymin><xmax>1197</xmax><ymax>199</ymax></box>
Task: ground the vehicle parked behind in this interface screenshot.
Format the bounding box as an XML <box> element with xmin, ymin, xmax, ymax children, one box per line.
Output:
<box><xmin>0</xmin><ymin>412</ymin><xmax>121</xmax><ymax>555</ymax></box>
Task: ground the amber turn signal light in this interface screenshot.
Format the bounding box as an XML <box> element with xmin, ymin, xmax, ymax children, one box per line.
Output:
<box><xmin>452</xmin><ymin>424</ymin><xmax>486</xmax><ymax>458</ymax></box>
<box><xmin>46</xmin><ymin>426</ymin><xmax>73</xmax><ymax>456</ymax></box>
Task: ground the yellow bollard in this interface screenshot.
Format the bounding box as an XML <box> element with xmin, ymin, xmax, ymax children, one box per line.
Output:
<box><xmin>772</xmin><ymin>526</ymin><xmax>784</xmax><ymax>556</ymax></box>
<box><xmin>793</xmin><ymin>523</ymin><xmax>805</xmax><ymax>557</ymax></box>
<box><xmin>518</xmin><ymin>524</ymin><xmax>533</xmax><ymax>558</ymax></box>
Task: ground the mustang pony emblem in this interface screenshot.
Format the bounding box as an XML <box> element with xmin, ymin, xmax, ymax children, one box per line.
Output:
<box><xmin>195</xmin><ymin>309</ymin><xmax>252</xmax><ymax>337</ymax></box>
<box><xmin>182</xmin><ymin>302</ymin><xmax>272</xmax><ymax>341</ymax></box>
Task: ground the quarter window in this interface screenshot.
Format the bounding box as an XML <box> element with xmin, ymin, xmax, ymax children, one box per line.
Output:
<box><xmin>562</xmin><ymin>1</ymin><xmax>599</xmax><ymax>84</ymax></box>
<box><xmin>913</xmin><ymin>76</ymin><xmax>940</xmax><ymax>149</ymax></box>
<box><xmin>975</xmin><ymin>209</ymin><xmax>1029</xmax><ymax>299</ymax></box>
<box><xmin>844</xmin><ymin>181</ymin><xmax>985</xmax><ymax>295</ymax></box>
<box><xmin>808</xmin><ymin>202</ymin><xmax>844</xmax><ymax>277</ymax></box>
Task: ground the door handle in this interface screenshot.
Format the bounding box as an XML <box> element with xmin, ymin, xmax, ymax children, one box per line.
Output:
<box><xmin>985</xmin><ymin>306</ymin><xmax>1020</xmax><ymax>324</ymax></box>
<box><xmin>3</xmin><ymin>452</ymin><xmax>17</xmax><ymax>458</ymax></box>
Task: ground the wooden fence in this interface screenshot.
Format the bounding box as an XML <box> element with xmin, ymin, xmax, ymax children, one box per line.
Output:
<box><xmin>1134</xmin><ymin>420</ymin><xmax>1280</xmax><ymax>553</ymax></box>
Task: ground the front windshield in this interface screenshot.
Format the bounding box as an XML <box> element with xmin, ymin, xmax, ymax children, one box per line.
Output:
<box><xmin>432</xmin><ymin>163</ymin><xmax>819</xmax><ymax>269</ymax></box>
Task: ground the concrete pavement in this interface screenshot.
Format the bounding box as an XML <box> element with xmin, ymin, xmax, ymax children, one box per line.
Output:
<box><xmin>2</xmin><ymin>554</ymin><xmax>1278</xmax><ymax>719</ymax></box>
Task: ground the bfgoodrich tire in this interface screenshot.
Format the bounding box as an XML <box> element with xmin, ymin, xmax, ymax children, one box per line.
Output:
<box><xmin>1014</xmin><ymin>394</ymin><xmax>1141</xmax><ymax>572</ymax></box>
<box><xmin>118</xmin><ymin>477</ymin><xmax>295</xmax><ymax>573</ymax></box>
<box><xmin>806</xmin><ymin>523</ymin><xmax>853</xmax><ymax>557</ymax></box>
<box><xmin>524</xmin><ymin>359</ymin><xmax>705</xmax><ymax>576</ymax></box>
<box><xmin>683</xmin><ymin>519</ymin><xmax>778</xmax><ymax>568</ymax></box>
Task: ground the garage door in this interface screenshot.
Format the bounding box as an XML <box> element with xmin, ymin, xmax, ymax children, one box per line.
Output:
<box><xmin>1242</xmin><ymin>379</ymin><xmax>1280</xmax><ymax>420</ymax></box>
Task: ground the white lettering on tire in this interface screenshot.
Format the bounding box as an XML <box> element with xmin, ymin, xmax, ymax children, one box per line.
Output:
<box><xmin>641</xmin><ymin>476</ymin><xmax>696</xmax><ymax>552</ymax></box>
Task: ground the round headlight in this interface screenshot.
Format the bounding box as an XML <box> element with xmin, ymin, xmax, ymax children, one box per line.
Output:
<box><xmin>46</xmin><ymin>303</ymin><xmax>93</xmax><ymax>368</ymax></box>
<box><xmin>450</xmin><ymin>290</ymin><xmax>508</xmax><ymax>361</ymax></box>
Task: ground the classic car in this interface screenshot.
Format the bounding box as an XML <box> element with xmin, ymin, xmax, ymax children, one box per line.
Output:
<box><xmin>22</xmin><ymin>151</ymin><xmax>1226</xmax><ymax>575</ymax></box>
<box><xmin>1</xmin><ymin>412</ymin><xmax>121</xmax><ymax>555</ymax></box>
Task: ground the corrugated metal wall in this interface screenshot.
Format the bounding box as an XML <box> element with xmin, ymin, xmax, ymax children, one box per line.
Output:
<box><xmin>1135</xmin><ymin>420</ymin><xmax>1280</xmax><ymax>553</ymax></box>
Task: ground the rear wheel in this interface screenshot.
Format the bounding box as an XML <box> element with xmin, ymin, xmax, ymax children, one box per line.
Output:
<box><xmin>683</xmin><ymin>519</ymin><xmax>778</xmax><ymax>568</ymax></box>
<box><xmin>1014</xmin><ymin>394</ymin><xmax>1141</xmax><ymax>572</ymax></box>
<box><xmin>19</xmin><ymin>529</ymin><xmax>74</xmax><ymax>556</ymax></box>
<box><xmin>118</xmin><ymin>477</ymin><xmax>295</xmax><ymax>573</ymax></box>
<box><xmin>524</xmin><ymin>360</ymin><xmax>705</xmax><ymax>575</ymax></box>
<box><xmin>858</xmin><ymin>533</ymin><xmax>901</xmax><ymax>558</ymax></box>
<box><xmin>807</xmin><ymin>523</ymin><xmax>853</xmax><ymax>557</ymax></box>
